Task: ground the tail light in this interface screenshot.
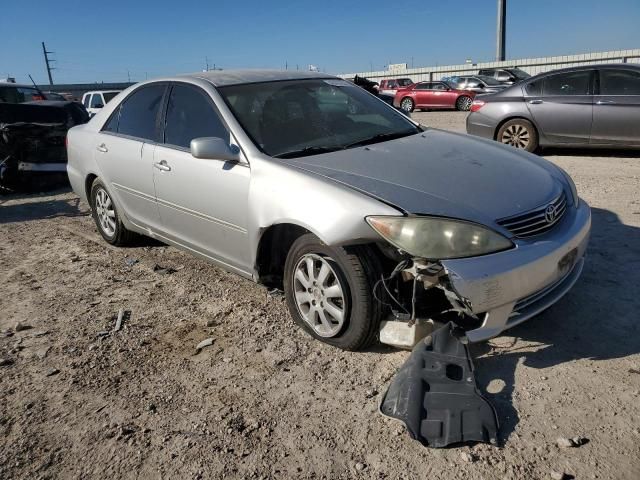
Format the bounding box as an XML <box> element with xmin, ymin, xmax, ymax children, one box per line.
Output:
<box><xmin>470</xmin><ymin>100</ymin><xmax>485</xmax><ymax>112</ymax></box>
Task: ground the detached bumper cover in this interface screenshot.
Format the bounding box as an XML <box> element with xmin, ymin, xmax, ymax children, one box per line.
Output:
<box><xmin>443</xmin><ymin>200</ymin><xmax>591</xmax><ymax>342</ymax></box>
<box><xmin>380</xmin><ymin>322</ymin><xmax>498</xmax><ymax>448</ymax></box>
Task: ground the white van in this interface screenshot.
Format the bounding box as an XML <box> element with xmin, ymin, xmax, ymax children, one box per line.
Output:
<box><xmin>82</xmin><ymin>90</ymin><xmax>121</xmax><ymax>117</ymax></box>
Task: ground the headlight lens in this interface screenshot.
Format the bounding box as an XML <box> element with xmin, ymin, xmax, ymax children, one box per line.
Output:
<box><xmin>367</xmin><ymin>216</ymin><xmax>513</xmax><ymax>259</ymax></box>
<box><xmin>557</xmin><ymin>167</ymin><xmax>579</xmax><ymax>207</ymax></box>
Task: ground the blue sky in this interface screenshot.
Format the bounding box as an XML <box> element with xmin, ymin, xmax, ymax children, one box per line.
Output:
<box><xmin>1</xmin><ymin>0</ymin><xmax>639</xmax><ymax>85</ymax></box>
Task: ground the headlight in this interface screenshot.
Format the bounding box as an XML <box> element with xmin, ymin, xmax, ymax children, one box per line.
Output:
<box><xmin>557</xmin><ymin>167</ymin><xmax>579</xmax><ymax>207</ymax></box>
<box><xmin>366</xmin><ymin>216</ymin><xmax>513</xmax><ymax>260</ymax></box>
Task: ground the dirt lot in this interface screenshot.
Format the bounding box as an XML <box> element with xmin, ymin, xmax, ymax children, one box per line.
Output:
<box><xmin>1</xmin><ymin>111</ymin><xmax>639</xmax><ymax>480</ymax></box>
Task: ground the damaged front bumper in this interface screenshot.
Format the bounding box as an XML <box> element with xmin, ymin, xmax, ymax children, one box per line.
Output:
<box><xmin>378</xmin><ymin>200</ymin><xmax>591</xmax><ymax>346</ymax></box>
<box><xmin>442</xmin><ymin>200</ymin><xmax>591</xmax><ymax>342</ymax></box>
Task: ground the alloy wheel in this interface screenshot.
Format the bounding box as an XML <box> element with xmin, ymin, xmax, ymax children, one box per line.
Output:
<box><xmin>400</xmin><ymin>98</ymin><xmax>413</xmax><ymax>112</ymax></box>
<box><xmin>292</xmin><ymin>253</ymin><xmax>347</xmax><ymax>338</ymax></box>
<box><xmin>501</xmin><ymin>124</ymin><xmax>531</xmax><ymax>149</ymax></box>
<box><xmin>95</xmin><ymin>188</ymin><xmax>116</xmax><ymax>237</ymax></box>
<box><xmin>459</xmin><ymin>96</ymin><xmax>472</xmax><ymax>111</ymax></box>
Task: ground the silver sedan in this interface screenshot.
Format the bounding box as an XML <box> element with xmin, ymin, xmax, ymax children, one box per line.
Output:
<box><xmin>67</xmin><ymin>70</ymin><xmax>590</xmax><ymax>350</ymax></box>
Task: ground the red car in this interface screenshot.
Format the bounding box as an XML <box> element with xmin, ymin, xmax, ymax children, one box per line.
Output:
<box><xmin>393</xmin><ymin>81</ymin><xmax>476</xmax><ymax>112</ymax></box>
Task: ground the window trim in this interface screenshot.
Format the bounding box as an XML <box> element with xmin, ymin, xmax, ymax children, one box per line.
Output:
<box><xmin>158</xmin><ymin>81</ymin><xmax>232</xmax><ymax>153</ymax></box>
<box><xmin>540</xmin><ymin>69</ymin><xmax>596</xmax><ymax>97</ymax></box>
<box><xmin>596</xmin><ymin>68</ymin><xmax>640</xmax><ymax>96</ymax></box>
<box><xmin>99</xmin><ymin>82</ymin><xmax>169</xmax><ymax>144</ymax></box>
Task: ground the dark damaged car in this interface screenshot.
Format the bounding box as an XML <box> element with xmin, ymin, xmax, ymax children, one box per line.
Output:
<box><xmin>66</xmin><ymin>70</ymin><xmax>591</xmax><ymax>350</ymax></box>
<box><xmin>1</xmin><ymin>82</ymin><xmax>89</xmax><ymax>191</ymax></box>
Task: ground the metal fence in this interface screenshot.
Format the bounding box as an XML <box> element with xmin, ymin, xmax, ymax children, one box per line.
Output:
<box><xmin>339</xmin><ymin>49</ymin><xmax>640</xmax><ymax>83</ymax></box>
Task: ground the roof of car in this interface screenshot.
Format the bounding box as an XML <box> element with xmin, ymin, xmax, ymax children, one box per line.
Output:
<box><xmin>186</xmin><ymin>69</ymin><xmax>334</xmax><ymax>87</ymax></box>
<box><xmin>524</xmin><ymin>63</ymin><xmax>640</xmax><ymax>82</ymax></box>
<box><xmin>0</xmin><ymin>82</ymin><xmax>36</xmax><ymax>88</ymax></box>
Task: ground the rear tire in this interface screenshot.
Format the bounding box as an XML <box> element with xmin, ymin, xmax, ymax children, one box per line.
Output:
<box><xmin>90</xmin><ymin>178</ymin><xmax>137</xmax><ymax>246</ymax></box>
<box><xmin>283</xmin><ymin>234</ymin><xmax>383</xmax><ymax>351</ymax></box>
<box><xmin>456</xmin><ymin>96</ymin><xmax>472</xmax><ymax>111</ymax></box>
<box><xmin>400</xmin><ymin>97</ymin><xmax>414</xmax><ymax>113</ymax></box>
<box><xmin>497</xmin><ymin>119</ymin><xmax>539</xmax><ymax>152</ymax></box>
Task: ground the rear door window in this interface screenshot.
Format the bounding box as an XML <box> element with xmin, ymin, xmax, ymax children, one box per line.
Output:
<box><xmin>599</xmin><ymin>69</ymin><xmax>640</xmax><ymax>95</ymax></box>
<box><xmin>414</xmin><ymin>83</ymin><xmax>432</xmax><ymax>90</ymax></box>
<box><xmin>543</xmin><ymin>71</ymin><xmax>592</xmax><ymax>96</ymax></box>
<box><xmin>105</xmin><ymin>84</ymin><xmax>165</xmax><ymax>141</ymax></box>
<box><xmin>525</xmin><ymin>80</ymin><xmax>542</xmax><ymax>96</ymax></box>
<box><xmin>163</xmin><ymin>84</ymin><xmax>228</xmax><ymax>149</ymax></box>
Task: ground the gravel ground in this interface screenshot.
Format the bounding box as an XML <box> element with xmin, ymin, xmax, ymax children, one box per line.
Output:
<box><xmin>1</xmin><ymin>112</ymin><xmax>639</xmax><ymax>479</ymax></box>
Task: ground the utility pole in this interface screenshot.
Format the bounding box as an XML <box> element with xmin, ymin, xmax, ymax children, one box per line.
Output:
<box><xmin>127</xmin><ymin>70</ymin><xmax>131</xmax><ymax>82</ymax></box>
<box><xmin>496</xmin><ymin>0</ymin><xmax>506</xmax><ymax>61</ymax></box>
<box><xmin>41</xmin><ymin>42</ymin><xmax>55</xmax><ymax>85</ymax></box>
<box><xmin>206</xmin><ymin>57</ymin><xmax>209</xmax><ymax>71</ymax></box>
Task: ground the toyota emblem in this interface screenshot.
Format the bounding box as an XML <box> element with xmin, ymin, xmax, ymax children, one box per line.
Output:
<box><xmin>544</xmin><ymin>204</ymin><xmax>557</xmax><ymax>223</ymax></box>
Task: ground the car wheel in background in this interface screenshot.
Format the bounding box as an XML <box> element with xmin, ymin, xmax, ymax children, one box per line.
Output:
<box><xmin>284</xmin><ymin>234</ymin><xmax>383</xmax><ymax>351</ymax></box>
<box><xmin>456</xmin><ymin>96</ymin><xmax>473</xmax><ymax>111</ymax></box>
<box><xmin>90</xmin><ymin>178</ymin><xmax>136</xmax><ymax>246</ymax></box>
<box><xmin>400</xmin><ymin>97</ymin><xmax>414</xmax><ymax>113</ymax></box>
<box><xmin>497</xmin><ymin>119</ymin><xmax>539</xmax><ymax>152</ymax></box>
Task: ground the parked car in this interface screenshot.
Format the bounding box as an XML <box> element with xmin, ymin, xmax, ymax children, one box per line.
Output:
<box><xmin>0</xmin><ymin>82</ymin><xmax>46</xmax><ymax>102</ymax></box>
<box><xmin>67</xmin><ymin>70</ymin><xmax>590</xmax><ymax>351</ymax></box>
<box><xmin>467</xmin><ymin>64</ymin><xmax>640</xmax><ymax>152</ymax></box>
<box><xmin>378</xmin><ymin>78</ymin><xmax>414</xmax><ymax>103</ymax></box>
<box><xmin>477</xmin><ymin>67</ymin><xmax>531</xmax><ymax>85</ymax></box>
<box><xmin>393</xmin><ymin>81</ymin><xmax>475</xmax><ymax>112</ymax></box>
<box><xmin>444</xmin><ymin>75</ymin><xmax>507</xmax><ymax>94</ymax></box>
<box><xmin>43</xmin><ymin>91</ymin><xmax>66</xmax><ymax>101</ymax></box>
<box><xmin>82</xmin><ymin>90</ymin><xmax>121</xmax><ymax>117</ymax></box>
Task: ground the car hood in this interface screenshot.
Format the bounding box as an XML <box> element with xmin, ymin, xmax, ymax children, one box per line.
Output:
<box><xmin>279</xmin><ymin>129</ymin><xmax>564</xmax><ymax>227</ymax></box>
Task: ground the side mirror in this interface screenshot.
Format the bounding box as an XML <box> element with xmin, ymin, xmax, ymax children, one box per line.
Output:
<box><xmin>190</xmin><ymin>137</ymin><xmax>240</xmax><ymax>162</ymax></box>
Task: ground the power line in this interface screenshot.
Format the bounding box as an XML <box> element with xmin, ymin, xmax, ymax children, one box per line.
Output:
<box><xmin>42</xmin><ymin>42</ymin><xmax>55</xmax><ymax>85</ymax></box>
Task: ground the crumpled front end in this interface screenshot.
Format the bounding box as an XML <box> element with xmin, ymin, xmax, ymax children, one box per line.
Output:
<box><xmin>377</xmin><ymin>200</ymin><xmax>591</xmax><ymax>346</ymax></box>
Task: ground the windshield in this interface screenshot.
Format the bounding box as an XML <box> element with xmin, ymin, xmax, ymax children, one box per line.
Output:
<box><xmin>219</xmin><ymin>79</ymin><xmax>420</xmax><ymax>158</ymax></box>
<box><xmin>103</xmin><ymin>92</ymin><xmax>120</xmax><ymax>103</ymax></box>
<box><xmin>476</xmin><ymin>75</ymin><xmax>501</xmax><ymax>85</ymax></box>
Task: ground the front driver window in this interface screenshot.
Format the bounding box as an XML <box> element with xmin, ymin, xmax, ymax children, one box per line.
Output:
<box><xmin>164</xmin><ymin>84</ymin><xmax>228</xmax><ymax>149</ymax></box>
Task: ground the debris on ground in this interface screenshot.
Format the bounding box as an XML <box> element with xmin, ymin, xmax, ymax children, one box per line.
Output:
<box><xmin>556</xmin><ymin>436</ymin><xmax>588</xmax><ymax>448</ymax></box>
<box><xmin>379</xmin><ymin>322</ymin><xmax>498</xmax><ymax>448</ymax></box>
<box><xmin>195</xmin><ymin>338</ymin><xmax>215</xmax><ymax>354</ymax></box>
<box><xmin>153</xmin><ymin>264</ymin><xmax>178</xmax><ymax>275</ymax></box>
<box><xmin>124</xmin><ymin>258</ymin><xmax>139</xmax><ymax>267</ymax></box>
<box><xmin>550</xmin><ymin>470</ymin><xmax>570</xmax><ymax>480</ymax></box>
<box><xmin>0</xmin><ymin>358</ymin><xmax>15</xmax><ymax>367</ymax></box>
<box><xmin>14</xmin><ymin>322</ymin><xmax>32</xmax><ymax>332</ymax></box>
<box><xmin>96</xmin><ymin>331</ymin><xmax>110</xmax><ymax>338</ymax></box>
<box><xmin>460</xmin><ymin>451</ymin><xmax>477</xmax><ymax>463</ymax></box>
<box><xmin>45</xmin><ymin>368</ymin><xmax>60</xmax><ymax>377</ymax></box>
<box><xmin>114</xmin><ymin>308</ymin><xmax>124</xmax><ymax>331</ymax></box>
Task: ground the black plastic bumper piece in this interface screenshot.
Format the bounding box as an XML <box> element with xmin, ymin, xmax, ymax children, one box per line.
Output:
<box><xmin>379</xmin><ymin>322</ymin><xmax>498</xmax><ymax>448</ymax></box>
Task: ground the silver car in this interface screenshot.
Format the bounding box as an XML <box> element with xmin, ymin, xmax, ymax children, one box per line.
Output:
<box><xmin>67</xmin><ymin>70</ymin><xmax>591</xmax><ymax>350</ymax></box>
<box><xmin>467</xmin><ymin>64</ymin><xmax>640</xmax><ymax>151</ymax></box>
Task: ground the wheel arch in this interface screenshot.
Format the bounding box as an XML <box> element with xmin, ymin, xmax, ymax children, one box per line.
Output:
<box><xmin>85</xmin><ymin>173</ymin><xmax>98</xmax><ymax>204</ymax></box>
<box><xmin>255</xmin><ymin>222</ymin><xmax>312</xmax><ymax>288</ymax></box>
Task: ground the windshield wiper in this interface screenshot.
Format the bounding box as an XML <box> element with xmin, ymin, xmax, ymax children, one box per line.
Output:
<box><xmin>343</xmin><ymin>130</ymin><xmax>418</xmax><ymax>149</ymax></box>
<box><xmin>273</xmin><ymin>145</ymin><xmax>344</xmax><ymax>159</ymax></box>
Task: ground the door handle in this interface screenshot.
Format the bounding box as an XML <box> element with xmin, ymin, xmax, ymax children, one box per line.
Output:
<box><xmin>96</xmin><ymin>143</ymin><xmax>108</xmax><ymax>153</ymax></box>
<box><xmin>153</xmin><ymin>160</ymin><xmax>171</xmax><ymax>172</ymax></box>
<box><xmin>596</xmin><ymin>100</ymin><xmax>615</xmax><ymax>105</ymax></box>
<box><xmin>528</xmin><ymin>99</ymin><xmax>543</xmax><ymax>104</ymax></box>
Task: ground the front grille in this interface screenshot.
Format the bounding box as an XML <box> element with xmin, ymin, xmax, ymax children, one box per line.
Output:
<box><xmin>497</xmin><ymin>192</ymin><xmax>567</xmax><ymax>238</ymax></box>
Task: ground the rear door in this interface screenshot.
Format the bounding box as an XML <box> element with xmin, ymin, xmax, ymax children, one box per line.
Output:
<box><xmin>525</xmin><ymin>69</ymin><xmax>594</xmax><ymax>144</ymax></box>
<box><xmin>411</xmin><ymin>82</ymin><xmax>433</xmax><ymax>108</ymax></box>
<box><xmin>591</xmin><ymin>68</ymin><xmax>640</xmax><ymax>145</ymax></box>
<box><xmin>152</xmin><ymin>82</ymin><xmax>251</xmax><ymax>273</ymax></box>
<box><xmin>95</xmin><ymin>83</ymin><xmax>166</xmax><ymax>230</ymax></box>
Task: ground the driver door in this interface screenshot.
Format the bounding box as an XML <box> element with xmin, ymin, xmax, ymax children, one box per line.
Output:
<box><xmin>152</xmin><ymin>83</ymin><xmax>251</xmax><ymax>274</ymax></box>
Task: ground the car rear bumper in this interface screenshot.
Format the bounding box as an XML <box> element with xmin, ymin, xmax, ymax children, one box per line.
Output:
<box><xmin>441</xmin><ymin>200</ymin><xmax>591</xmax><ymax>342</ymax></box>
<box><xmin>466</xmin><ymin>112</ymin><xmax>496</xmax><ymax>139</ymax></box>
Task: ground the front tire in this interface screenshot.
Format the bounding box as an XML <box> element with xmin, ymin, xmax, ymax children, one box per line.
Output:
<box><xmin>284</xmin><ymin>234</ymin><xmax>383</xmax><ymax>351</ymax></box>
<box><xmin>497</xmin><ymin>119</ymin><xmax>539</xmax><ymax>152</ymax></box>
<box><xmin>90</xmin><ymin>178</ymin><xmax>136</xmax><ymax>246</ymax></box>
